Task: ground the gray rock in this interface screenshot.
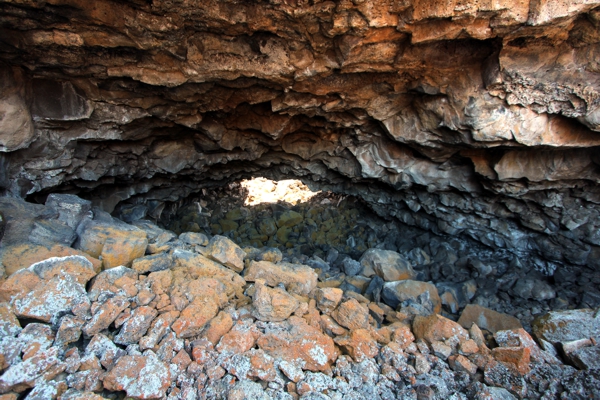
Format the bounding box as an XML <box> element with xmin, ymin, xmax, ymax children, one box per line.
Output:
<box><xmin>342</xmin><ymin>257</ymin><xmax>362</xmax><ymax>277</ymax></box>
<box><xmin>179</xmin><ymin>231</ymin><xmax>209</xmax><ymax>246</ymax></box>
<box><xmin>511</xmin><ymin>277</ymin><xmax>556</xmax><ymax>300</ymax></box>
<box><xmin>532</xmin><ymin>309</ymin><xmax>600</xmax><ymax>345</ymax></box>
<box><xmin>45</xmin><ymin>194</ymin><xmax>92</xmax><ymax>231</ymax></box>
<box><xmin>360</xmin><ymin>249</ymin><xmax>415</xmax><ymax>281</ymax></box>
<box><xmin>382</xmin><ymin>280</ymin><xmax>441</xmax><ymax>314</ymax></box>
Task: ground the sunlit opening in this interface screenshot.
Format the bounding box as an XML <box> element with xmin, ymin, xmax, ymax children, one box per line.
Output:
<box><xmin>241</xmin><ymin>177</ymin><xmax>321</xmax><ymax>206</ymax></box>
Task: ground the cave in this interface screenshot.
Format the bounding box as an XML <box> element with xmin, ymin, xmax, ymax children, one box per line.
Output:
<box><xmin>1</xmin><ymin>1</ymin><xmax>600</xmax><ymax>399</ymax></box>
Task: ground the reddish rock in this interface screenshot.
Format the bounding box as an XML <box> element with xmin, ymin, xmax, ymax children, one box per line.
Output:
<box><xmin>171</xmin><ymin>298</ymin><xmax>219</xmax><ymax>338</ymax></box>
<box><xmin>139</xmin><ymin>310</ymin><xmax>180</xmax><ymax>350</ymax></box>
<box><xmin>12</xmin><ymin>274</ymin><xmax>90</xmax><ymax>323</ymax></box>
<box><xmin>0</xmin><ymin>303</ymin><xmax>21</xmax><ymax>338</ymax></box>
<box><xmin>30</xmin><ymin>255</ymin><xmax>97</xmax><ymax>286</ymax></box>
<box><xmin>103</xmin><ymin>353</ymin><xmax>171</xmax><ymax>399</ymax></box>
<box><xmin>247</xmin><ymin>349</ymin><xmax>277</xmax><ymax>382</ymax></box>
<box><xmin>55</xmin><ymin>315</ymin><xmax>85</xmax><ymax>348</ymax></box>
<box><xmin>206</xmin><ymin>235</ymin><xmax>245</xmax><ymax>272</ymax></box>
<box><xmin>458</xmin><ymin>304</ymin><xmax>522</xmax><ymax>334</ymax></box>
<box><xmin>87</xmin><ymin>267</ymin><xmax>139</xmax><ymax>302</ymax></box>
<box><xmin>315</xmin><ymin>287</ymin><xmax>343</xmax><ymax>314</ymax></box>
<box><xmin>332</xmin><ymin>299</ymin><xmax>370</xmax><ymax>331</ymax></box>
<box><xmin>83</xmin><ymin>296</ymin><xmax>130</xmax><ymax>337</ymax></box>
<box><xmin>448</xmin><ymin>354</ymin><xmax>478</xmax><ymax>375</ymax></box>
<box><xmin>114</xmin><ymin>306</ymin><xmax>158</xmax><ymax>345</ymax></box>
<box><xmin>320</xmin><ymin>315</ymin><xmax>348</xmax><ymax>337</ymax></box>
<box><xmin>257</xmin><ymin>316</ymin><xmax>337</xmax><ymax>372</ymax></box>
<box><xmin>202</xmin><ymin>311</ymin><xmax>234</xmax><ymax>346</ymax></box>
<box><xmin>18</xmin><ymin>323</ymin><xmax>54</xmax><ymax>360</ymax></box>
<box><xmin>459</xmin><ymin>339</ymin><xmax>480</xmax><ymax>355</ymax></box>
<box><xmin>0</xmin><ymin>269</ymin><xmax>40</xmax><ymax>302</ymax></box>
<box><xmin>412</xmin><ymin>313</ymin><xmax>469</xmax><ymax>345</ymax></box>
<box><xmin>491</xmin><ymin>346</ymin><xmax>531</xmax><ymax>375</ymax></box>
<box><xmin>0</xmin><ymin>347</ymin><xmax>60</xmax><ymax>393</ymax></box>
<box><xmin>334</xmin><ymin>329</ymin><xmax>379</xmax><ymax>362</ymax></box>
<box><xmin>216</xmin><ymin>320</ymin><xmax>262</xmax><ymax>355</ymax></box>
<box><xmin>252</xmin><ymin>280</ymin><xmax>300</xmax><ymax>322</ymax></box>
<box><xmin>390</xmin><ymin>323</ymin><xmax>416</xmax><ymax>349</ymax></box>
<box><xmin>244</xmin><ymin>260</ymin><xmax>318</xmax><ymax>296</ymax></box>
<box><xmin>171</xmin><ymin>349</ymin><xmax>192</xmax><ymax>372</ymax></box>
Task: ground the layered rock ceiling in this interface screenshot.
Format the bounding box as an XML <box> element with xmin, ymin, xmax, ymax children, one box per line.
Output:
<box><xmin>1</xmin><ymin>0</ymin><xmax>600</xmax><ymax>271</ymax></box>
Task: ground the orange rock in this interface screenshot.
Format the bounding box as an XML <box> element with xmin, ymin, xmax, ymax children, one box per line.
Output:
<box><xmin>83</xmin><ymin>296</ymin><xmax>130</xmax><ymax>337</ymax></box>
<box><xmin>257</xmin><ymin>316</ymin><xmax>337</xmax><ymax>372</ymax></box>
<box><xmin>29</xmin><ymin>255</ymin><xmax>97</xmax><ymax>286</ymax></box>
<box><xmin>412</xmin><ymin>313</ymin><xmax>469</xmax><ymax>345</ymax></box>
<box><xmin>172</xmin><ymin>349</ymin><xmax>192</xmax><ymax>372</ymax></box>
<box><xmin>491</xmin><ymin>346</ymin><xmax>531</xmax><ymax>375</ymax></box>
<box><xmin>244</xmin><ymin>260</ymin><xmax>318</xmax><ymax>296</ymax></box>
<box><xmin>139</xmin><ymin>310</ymin><xmax>179</xmax><ymax>351</ymax></box>
<box><xmin>459</xmin><ymin>339</ymin><xmax>480</xmax><ymax>355</ymax></box>
<box><xmin>391</xmin><ymin>324</ymin><xmax>416</xmax><ymax>349</ymax></box>
<box><xmin>252</xmin><ymin>280</ymin><xmax>300</xmax><ymax>322</ymax></box>
<box><xmin>458</xmin><ymin>304</ymin><xmax>522</xmax><ymax>334</ymax></box>
<box><xmin>78</xmin><ymin>224</ymin><xmax>147</xmax><ymax>269</ymax></box>
<box><xmin>332</xmin><ymin>299</ymin><xmax>370</xmax><ymax>330</ymax></box>
<box><xmin>103</xmin><ymin>353</ymin><xmax>171</xmax><ymax>399</ymax></box>
<box><xmin>315</xmin><ymin>287</ymin><xmax>343</xmax><ymax>314</ymax></box>
<box><xmin>202</xmin><ymin>311</ymin><xmax>234</xmax><ymax>345</ymax></box>
<box><xmin>0</xmin><ymin>243</ymin><xmax>101</xmax><ymax>276</ymax></box>
<box><xmin>448</xmin><ymin>354</ymin><xmax>478</xmax><ymax>375</ymax></box>
<box><xmin>247</xmin><ymin>349</ymin><xmax>277</xmax><ymax>382</ymax></box>
<box><xmin>171</xmin><ymin>298</ymin><xmax>219</xmax><ymax>338</ymax></box>
<box><xmin>216</xmin><ymin>320</ymin><xmax>262</xmax><ymax>355</ymax></box>
<box><xmin>206</xmin><ymin>235</ymin><xmax>245</xmax><ymax>272</ymax></box>
<box><xmin>335</xmin><ymin>328</ymin><xmax>379</xmax><ymax>362</ymax></box>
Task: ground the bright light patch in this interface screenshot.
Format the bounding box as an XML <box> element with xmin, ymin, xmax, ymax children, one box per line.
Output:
<box><xmin>241</xmin><ymin>177</ymin><xmax>320</xmax><ymax>206</ymax></box>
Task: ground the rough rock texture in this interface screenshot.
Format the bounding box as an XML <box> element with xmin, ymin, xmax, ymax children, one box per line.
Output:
<box><xmin>0</xmin><ymin>0</ymin><xmax>599</xmax><ymax>275</ymax></box>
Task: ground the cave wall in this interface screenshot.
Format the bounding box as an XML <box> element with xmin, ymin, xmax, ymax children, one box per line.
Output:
<box><xmin>1</xmin><ymin>0</ymin><xmax>600</xmax><ymax>271</ymax></box>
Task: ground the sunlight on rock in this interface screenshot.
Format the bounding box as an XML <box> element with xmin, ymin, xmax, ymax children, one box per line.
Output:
<box><xmin>241</xmin><ymin>178</ymin><xmax>320</xmax><ymax>206</ymax></box>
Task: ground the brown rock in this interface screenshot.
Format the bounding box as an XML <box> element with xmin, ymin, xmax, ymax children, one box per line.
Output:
<box><xmin>359</xmin><ymin>248</ymin><xmax>416</xmax><ymax>281</ymax></box>
<box><xmin>103</xmin><ymin>353</ymin><xmax>171</xmax><ymax>399</ymax></box>
<box><xmin>491</xmin><ymin>346</ymin><xmax>531</xmax><ymax>375</ymax></box>
<box><xmin>171</xmin><ymin>298</ymin><xmax>219</xmax><ymax>338</ymax></box>
<box><xmin>244</xmin><ymin>260</ymin><xmax>318</xmax><ymax>296</ymax></box>
<box><xmin>171</xmin><ymin>349</ymin><xmax>192</xmax><ymax>372</ymax></box>
<box><xmin>0</xmin><ymin>269</ymin><xmax>40</xmax><ymax>302</ymax></box>
<box><xmin>391</xmin><ymin>324</ymin><xmax>416</xmax><ymax>349</ymax></box>
<box><xmin>413</xmin><ymin>313</ymin><xmax>469</xmax><ymax>345</ymax></box>
<box><xmin>202</xmin><ymin>311</ymin><xmax>234</xmax><ymax>345</ymax></box>
<box><xmin>315</xmin><ymin>287</ymin><xmax>343</xmax><ymax>314</ymax></box>
<box><xmin>12</xmin><ymin>274</ymin><xmax>90</xmax><ymax>323</ymax></box>
<box><xmin>30</xmin><ymin>255</ymin><xmax>97</xmax><ymax>286</ymax></box>
<box><xmin>18</xmin><ymin>323</ymin><xmax>54</xmax><ymax>360</ymax></box>
<box><xmin>448</xmin><ymin>354</ymin><xmax>478</xmax><ymax>375</ymax></box>
<box><xmin>83</xmin><ymin>296</ymin><xmax>130</xmax><ymax>337</ymax></box>
<box><xmin>114</xmin><ymin>306</ymin><xmax>158</xmax><ymax>345</ymax></box>
<box><xmin>320</xmin><ymin>315</ymin><xmax>348</xmax><ymax>337</ymax></box>
<box><xmin>216</xmin><ymin>320</ymin><xmax>262</xmax><ymax>355</ymax></box>
<box><xmin>252</xmin><ymin>280</ymin><xmax>300</xmax><ymax>322</ymax></box>
<box><xmin>206</xmin><ymin>235</ymin><xmax>245</xmax><ymax>272</ymax></box>
<box><xmin>78</xmin><ymin>224</ymin><xmax>147</xmax><ymax>269</ymax></box>
<box><xmin>458</xmin><ymin>304</ymin><xmax>522</xmax><ymax>334</ymax></box>
<box><xmin>332</xmin><ymin>299</ymin><xmax>370</xmax><ymax>331</ymax></box>
<box><xmin>247</xmin><ymin>349</ymin><xmax>277</xmax><ymax>382</ymax></box>
<box><xmin>0</xmin><ymin>244</ymin><xmax>101</xmax><ymax>277</ymax></box>
<box><xmin>257</xmin><ymin>316</ymin><xmax>337</xmax><ymax>372</ymax></box>
<box><xmin>334</xmin><ymin>328</ymin><xmax>379</xmax><ymax>362</ymax></box>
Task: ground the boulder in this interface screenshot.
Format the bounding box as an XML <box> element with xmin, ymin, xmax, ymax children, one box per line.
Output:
<box><xmin>103</xmin><ymin>352</ymin><xmax>171</xmax><ymax>399</ymax></box>
<box><xmin>206</xmin><ymin>235</ymin><xmax>245</xmax><ymax>272</ymax></box>
<box><xmin>252</xmin><ymin>280</ymin><xmax>300</xmax><ymax>322</ymax></box>
<box><xmin>334</xmin><ymin>328</ymin><xmax>379</xmax><ymax>363</ymax></box>
<box><xmin>30</xmin><ymin>255</ymin><xmax>97</xmax><ymax>285</ymax></box>
<box><xmin>244</xmin><ymin>260</ymin><xmax>318</xmax><ymax>296</ymax></box>
<box><xmin>532</xmin><ymin>309</ymin><xmax>600</xmax><ymax>345</ymax></box>
<box><xmin>331</xmin><ymin>299</ymin><xmax>370</xmax><ymax>330</ymax></box>
<box><xmin>315</xmin><ymin>287</ymin><xmax>343</xmax><ymax>314</ymax></box>
<box><xmin>412</xmin><ymin>314</ymin><xmax>469</xmax><ymax>345</ymax></box>
<box><xmin>458</xmin><ymin>304</ymin><xmax>522</xmax><ymax>334</ymax></box>
<box><xmin>360</xmin><ymin>249</ymin><xmax>416</xmax><ymax>281</ymax></box>
<box><xmin>131</xmin><ymin>253</ymin><xmax>173</xmax><ymax>274</ymax></box>
<box><xmin>382</xmin><ymin>280</ymin><xmax>441</xmax><ymax>315</ymax></box>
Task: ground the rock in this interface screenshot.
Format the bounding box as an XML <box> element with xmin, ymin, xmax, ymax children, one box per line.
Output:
<box><xmin>359</xmin><ymin>249</ymin><xmax>416</xmax><ymax>281</ymax></box>
<box><xmin>334</xmin><ymin>329</ymin><xmax>379</xmax><ymax>363</ymax></box>
<box><xmin>131</xmin><ymin>253</ymin><xmax>173</xmax><ymax>274</ymax></box>
<box><xmin>341</xmin><ymin>257</ymin><xmax>362</xmax><ymax>277</ymax></box>
<box><xmin>202</xmin><ymin>311</ymin><xmax>233</xmax><ymax>345</ymax></box>
<box><xmin>331</xmin><ymin>299</ymin><xmax>370</xmax><ymax>331</ymax></box>
<box><xmin>532</xmin><ymin>309</ymin><xmax>600</xmax><ymax>345</ymax></box>
<box><xmin>257</xmin><ymin>316</ymin><xmax>337</xmax><ymax>372</ymax></box>
<box><xmin>216</xmin><ymin>319</ymin><xmax>262</xmax><ymax>355</ymax></box>
<box><xmin>87</xmin><ymin>266</ymin><xmax>139</xmax><ymax>302</ymax></box>
<box><xmin>77</xmin><ymin>219</ymin><xmax>147</xmax><ymax>269</ymax></box>
<box><xmin>114</xmin><ymin>306</ymin><xmax>158</xmax><ymax>345</ymax></box>
<box><xmin>103</xmin><ymin>352</ymin><xmax>171</xmax><ymax>399</ymax></box>
<box><xmin>511</xmin><ymin>277</ymin><xmax>556</xmax><ymax>300</ymax></box>
<box><xmin>85</xmin><ymin>333</ymin><xmax>124</xmax><ymax>369</ymax></box>
<box><xmin>255</xmin><ymin>247</ymin><xmax>283</xmax><ymax>263</ymax></box>
<box><xmin>205</xmin><ymin>235</ymin><xmax>245</xmax><ymax>272</ymax></box>
<box><xmin>54</xmin><ymin>315</ymin><xmax>85</xmax><ymax>348</ymax></box>
<box><xmin>252</xmin><ymin>280</ymin><xmax>300</xmax><ymax>322</ymax></box>
<box><xmin>12</xmin><ymin>273</ymin><xmax>89</xmax><ymax>323</ymax></box>
<box><xmin>276</xmin><ymin>210</ymin><xmax>303</xmax><ymax>228</ymax></box>
<box><xmin>82</xmin><ymin>295</ymin><xmax>130</xmax><ymax>337</ymax></box>
<box><xmin>18</xmin><ymin>323</ymin><xmax>54</xmax><ymax>360</ymax></box>
<box><xmin>315</xmin><ymin>287</ymin><xmax>343</xmax><ymax>314</ymax></box>
<box><xmin>0</xmin><ymin>303</ymin><xmax>21</xmax><ymax>338</ymax></box>
<box><xmin>0</xmin><ymin>347</ymin><xmax>60</xmax><ymax>393</ymax></box>
<box><xmin>29</xmin><ymin>255</ymin><xmax>97</xmax><ymax>285</ymax></box>
<box><xmin>0</xmin><ymin>244</ymin><xmax>101</xmax><ymax>277</ymax></box>
<box><xmin>570</xmin><ymin>345</ymin><xmax>600</xmax><ymax>370</ymax></box>
<box><xmin>179</xmin><ymin>231</ymin><xmax>209</xmax><ymax>246</ymax></box>
<box><xmin>45</xmin><ymin>194</ymin><xmax>92</xmax><ymax>231</ymax></box>
<box><xmin>244</xmin><ymin>260</ymin><xmax>318</xmax><ymax>296</ymax></box>
<box><xmin>491</xmin><ymin>347</ymin><xmax>531</xmax><ymax>375</ymax></box>
<box><xmin>171</xmin><ymin>297</ymin><xmax>219</xmax><ymax>338</ymax></box>
<box><xmin>139</xmin><ymin>310</ymin><xmax>179</xmax><ymax>351</ymax></box>
<box><xmin>458</xmin><ymin>304</ymin><xmax>523</xmax><ymax>334</ymax></box>
<box><xmin>494</xmin><ymin>328</ymin><xmax>560</xmax><ymax>365</ymax></box>
<box><xmin>448</xmin><ymin>354</ymin><xmax>477</xmax><ymax>375</ymax></box>
<box><xmin>412</xmin><ymin>314</ymin><xmax>469</xmax><ymax>345</ymax></box>
<box><xmin>382</xmin><ymin>280</ymin><xmax>442</xmax><ymax>315</ymax></box>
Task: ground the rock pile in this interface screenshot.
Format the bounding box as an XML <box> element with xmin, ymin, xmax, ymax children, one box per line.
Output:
<box><xmin>0</xmin><ymin>193</ymin><xmax>599</xmax><ymax>399</ymax></box>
